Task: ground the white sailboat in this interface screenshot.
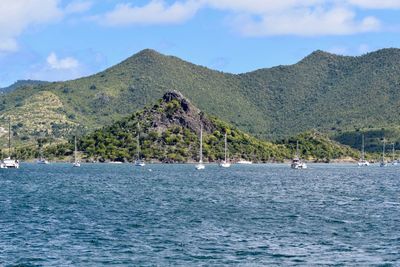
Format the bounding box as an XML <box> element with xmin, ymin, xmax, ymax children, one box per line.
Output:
<box><xmin>36</xmin><ymin>139</ymin><xmax>49</xmax><ymax>164</ymax></box>
<box><xmin>291</xmin><ymin>141</ymin><xmax>307</xmax><ymax>169</ymax></box>
<box><xmin>391</xmin><ymin>143</ymin><xmax>397</xmax><ymax>165</ymax></box>
<box><xmin>1</xmin><ymin>118</ymin><xmax>19</xmax><ymax>169</ymax></box>
<box><xmin>134</xmin><ymin>123</ymin><xmax>145</xmax><ymax>167</ymax></box>
<box><xmin>219</xmin><ymin>132</ymin><xmax>231</xmax><ymax>168</ymax></box>
<box><xmin>380</xmin><ymin>139</ymin><xmax>387</xmax><ymax>167</ymax></box>
<box><xmin>195</xmin><ymin>124</ymin><xmax>205</xmax><ymax>170</ymax></box>
<box><xmin>73</xmin><ymin>136</ymin><xmax>80</xmax><ymax>167</ymax></box>
<box><xmin>358</xmin><ymin>134</ymin><xmax>370</xmax><ymax>166</ymax></box>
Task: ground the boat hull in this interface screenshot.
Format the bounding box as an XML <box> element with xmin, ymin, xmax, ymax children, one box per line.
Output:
<box><xmin>358</xmin><ymin>161</ymin><xmax>370</xmax><ymax>166</ymax></box>
<box><xmin>195</xmin><ymin>164</ymin><xmax>205</xmax><ymax>170</ymax></box>
<box><xmin>291</xmin><ymin>162</ymin><xmax>307</xmax><ymax>169</ymax></box>
<box><xmin>219</xmin><ymin>162</ymin><xmax>231</xmax><ymax>168</ymax></box>
<box><xmin>2</xmin><ymin>158</ymin><xmax>19</xmax><ymax>169</ymax></box>
<box><xmin>135</xmin><ymin>160</ymin><xmax>145</xmax><ymax>167</ymax></box>
<box><xmin>73</xmin><ymin>162</ymin><xmax>81</xmax><ymax>167</ymax></box>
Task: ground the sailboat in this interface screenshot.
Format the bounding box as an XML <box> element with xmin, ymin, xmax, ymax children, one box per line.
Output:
<box><xmin>134</xmin><ymin>123</ymin><xmax>145</xmax><ymax>167</ymax></box>
<box><xmin>358</xmin><ymin>134</ymin><xmax>370</xmax><ymax>166</ymax></box>
<box><xmin>36</xmin><ymin>139</ymin><xmax>49</xmax><ymax>164</ymax></box>
<box><xmin>73</xmin><ymin>136</ymin><xmax>80</xmax><ymax>167</ymax></box>
<box><xmin>195</xmin><ymin>124</ymin><xmax>205</xmax><ymax>170</ymax></box>
<box><xmin>291</xmin><ymin>141</ymin><xmax>307</xmax><ymax>169</ymax></box>
<box><xmin>391</xmin><ymin>143</ymin><xmax>397</xmax><ymax>165</ymax></box>
<box><xmin>219</xmin><ymin>132</ymin><xmax>231</xmax><ymax>168</ymax></box>
<box><xmin>1</xmin><ymin>118</ymin><xmax>19</xmax><ymax>169</ymax></box>
<box><xmin>380</xmin><ymin>139</ymin><xmax>387</xmax><ymax>167</ymax></box>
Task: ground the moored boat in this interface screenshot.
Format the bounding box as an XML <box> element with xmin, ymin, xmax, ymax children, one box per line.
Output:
<box><xmin>73</xmin><ymin>136</ymin><xmax>80</xmax><ymax>167</ymax></box>
<box><xmin>1</xmin><ymin>118</ymin><xmax>19</xmax><ymax>169</ymax></box>
<box><xmin>219</xmin><ymin>132</ymin><xmax>231</xmax><ymax>168</ymax></box>
<box><xmin>291</xmin><ymin>141</ymin><xmax>307</xmax><ymax>169</ymax></box>
<box><xmin>380</xmin><ymin>139</ymin><xmax>387</xmax><ymax>167</ymax></box>
<box><xmin>135</xmin><ymin>123</ymin><xmax>145</xmax><ymax>167</ymax></box>
<box><xmin>195</xmin><ymin>124</ymin><xmax>205</xmax><ymax>170</ymax></box>
<box><xmin>358</xmin><ymin>134</ymin><xmax>370</xmax><ymax>166</ymax></box>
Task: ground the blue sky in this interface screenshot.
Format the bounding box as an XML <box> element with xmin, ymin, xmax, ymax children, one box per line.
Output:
<box><xmin>1</xmin><ymin>0</ymin><xmax>400</xmax><ymax>87</ymax></box>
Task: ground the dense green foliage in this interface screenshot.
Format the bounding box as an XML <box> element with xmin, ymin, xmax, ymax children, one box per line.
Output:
<box><xmin>279</xmin><ymin>131</ymin><xmax>360</xmax><ymax>162</ymax></box>
<box><xmin>334</xmin><ymin>126</ymin><xmax>400</xmax><ymax>157</ymax></box>
<box><xmin>2</xmin><ymin>48</ymin><xmax>400</xmax><ymax>146</ymax></box>
<box><xmin>78</xmin><ymin>92</ymin><xmax>290</xmax><ymax>162</ymax></box>
<box><xmin>64</xmin><ymin>93</ymin><xmax>357</xmax><ymax>163</ymax></box>
<box><xmin>5</xmin><ymin>92</ymin><xmax>362</xmax><ymax>162</ymax></box>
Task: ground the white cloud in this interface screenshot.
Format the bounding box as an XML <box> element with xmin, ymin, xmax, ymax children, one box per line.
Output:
<box><xmin>0</xmin><ymin>0</ymin><xmax>93</xmax><ymax>54</ymax></box>
<box><xmin>203</xmin><ymin>0</ymin><xmax>323</xmax><ymax>14</ymax></box>
<box><xmin>348</xmin><ymin>0</ymin><xmax>400</xmax><ymax>9</ymax></box>
<box><xmin>0</xmin><ymin>0</ymin><xmax>62</xmax><ymax>53</ymax></box>
<box><xmin>0</xmin><ymin>38</ymin><xmax>18</xmax><ymax>53</ymax></box>
<box><xmin>232</xmin><ymin>6</ymin><xmax>380</xmax><ymax>36</ymax></box>
<box><xmin>26</xmin><ymin>52</ymin><xmax>82</xmax><ymax>82</ymax></box>
<box><xmin>101</xmin><ymin>0</ymin><xmax>201</xmax><ymax>26</ymax></box>
<box><xmin>95</xmin><ymin>0</ymin><xmax>388</xmax><ymax>36</ymax></box>
<box><xmin>47</xmin><ymin>52</ymin><xmax>79</xmax><ymax>70</ymax></box>
<box><xmin>65</xmin><ymin>1</ymin><xmax>93</xmax><ymax>14</ymax></box>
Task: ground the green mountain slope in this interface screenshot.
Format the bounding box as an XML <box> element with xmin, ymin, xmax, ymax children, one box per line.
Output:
<box><xmin>78</xmin><ymin>91</ymin><xmax>289</xmax><ymax>163</ymax></box>
<box><xmin>2</xmin><ymin>48</ymin><xmax>400</xmax><ymax>145</ymax></box>
<box><xmin>10</xmin><ymin>92</ymin><xmax>361</xmax><ymax>162</ymax></box>
<box><xmin>241</xmin><ymin>49</ymin><xmax>400</xmax><ymax>138</ymax></box>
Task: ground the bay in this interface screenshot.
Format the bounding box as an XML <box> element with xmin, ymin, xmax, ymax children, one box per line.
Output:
<box><xmin>0</xmin><ymin>163</ymin><xmax>399</xmax><ymax>266</ymax></box>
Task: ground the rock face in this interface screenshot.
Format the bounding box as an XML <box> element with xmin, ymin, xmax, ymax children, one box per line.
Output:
<box><xmin>144</xmin><ymin>90</ymin><xmax>215</xmax><ymax>134</ymax></box>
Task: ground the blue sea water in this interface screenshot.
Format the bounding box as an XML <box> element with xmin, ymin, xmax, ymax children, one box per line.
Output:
<box><xmin>0</xmin><ymin>163</ymin><xmax>399</xmax><ymax>266</ymax></box>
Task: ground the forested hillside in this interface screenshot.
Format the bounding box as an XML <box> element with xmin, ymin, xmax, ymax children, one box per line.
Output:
<box><xmin>1</xmin><ymin>48</ymin><xmax>400</xmax><ymax>147</ymax></box>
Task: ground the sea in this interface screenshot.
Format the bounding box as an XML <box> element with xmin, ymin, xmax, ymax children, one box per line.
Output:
<box><xmin>0</xmin><ymin>163</ymin><xmax>399</xmax><ymax>266</ymax></box>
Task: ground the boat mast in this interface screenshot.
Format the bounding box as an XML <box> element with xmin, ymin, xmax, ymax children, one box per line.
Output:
<box><xmin>39</xmin><ymin>136</ymin><xmax>44</xmax><ymax>161</ymax></box>
<box><xmin>361</xmin><ymin>134</ymin><xmax>365</xmax><ymax>161</ymax></box>
<box><xmin>199</xmin><ymin>125</ymin><xmax>203</xmax><ymax>163</ymax></box>
<box><xmin>136</xmin><ymin>123</ymin><xmax>140</xmax><ymax>161</ymax></box>
<box><xmin>296</xmin><ymin>141</ymin><xmax>299</xmax><ymax>158</ymax></box>
<box><xmin>8</xmin><ymin>117</ymin><xmax>11</xmax><ymax>158</ymax></box>
<box><xmin>74</xmin><ymin>136</ymin><xmax>77</xmax><ymax>163</ymax></box>
<box><xmin>382</xmin><ymin>139</ymin><xmax>386</xmax><ymax>162</ymax></box>
<box><xmin>40</xmin><ymin>140</ymin><xmax>43</xmax><ymax>161</ymax></box>
<box><xmin>224</xmin><ymin>132</ymin><xmax>228</xmax><ymax>162</ymax></box>
<box><xmin>392</xmin><ymin>143</ymin><xmax>395</xmax><ymax>162</ymax></box>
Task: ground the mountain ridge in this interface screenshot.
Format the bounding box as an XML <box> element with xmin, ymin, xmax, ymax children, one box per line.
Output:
<box><xmin>1</xmin><ymin>48</ymin><xmax>400</xmax><ymax>146</ymax></box>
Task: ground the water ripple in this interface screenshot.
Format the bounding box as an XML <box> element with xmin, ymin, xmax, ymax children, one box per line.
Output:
<box><xmin>0</xmin><ymin>163</ymin><xmax>399</xmax><ymax>265</ymax></box>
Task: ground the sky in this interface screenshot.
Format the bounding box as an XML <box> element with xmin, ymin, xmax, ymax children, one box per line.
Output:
<box><xmin>1</xmin><ymin>0</ymin><xmax>400</xmax><ymax>87</ymax></box>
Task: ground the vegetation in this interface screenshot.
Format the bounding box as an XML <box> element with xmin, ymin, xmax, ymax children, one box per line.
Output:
<box><xmin>333</xmin><ymin>126</ymin><xmax>400</xmax><ymax>157</ymax></box>
<box><xmin>278</xmin><ymin>131</ymin><xmax>360</xmax><ymax>162</ymax></box>
<box><xmin>5</xmin><ymin>91</ymin><xmax>358</xmax><ymax>163</ymax></box>
<box><xmin>2</xmin><ymin>48</ymin><xmax>400</xmax><ymax>148</ymax></box>
<box><xmin>77</xmin><ymin>91</ymin><xmax>290</xmax><ymax>163</ymax></box>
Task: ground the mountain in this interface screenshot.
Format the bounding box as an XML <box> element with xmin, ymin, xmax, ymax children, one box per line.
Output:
<box><xmin>77</xmin><ymin>91</ymin><xmax>290</xmax><ymax>163</ymax></box>
<box><xmin>1</xmin><ymin>48</ymin><xmax>400</xmax><ymax>146</ymax></box>
<box><xmin>11</xmin><ymin>91</ymin><xmax>361</xmax><ymax>162</ymax></box>
<box><xmin>0</xmin><ymin>80</ymin><xmax>48</xmax><ymax>94</ymax></box>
